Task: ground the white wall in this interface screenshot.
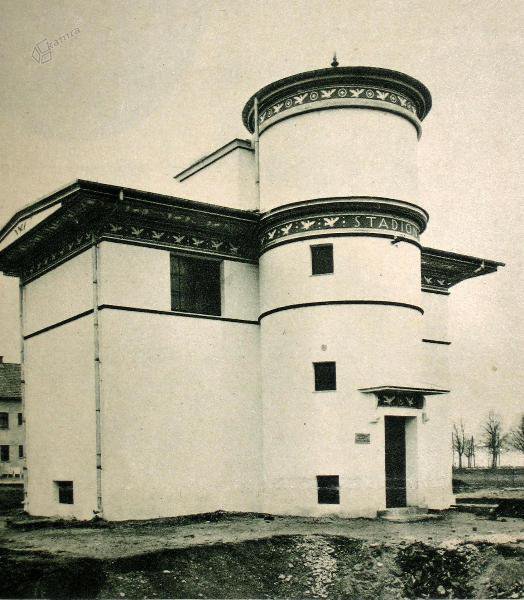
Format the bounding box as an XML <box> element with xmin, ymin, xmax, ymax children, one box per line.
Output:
<box><xmin>259</xmin><ymin>109</ymin><xmax>418</xmax><ymax>212</ymax></box>
<box><xmin>222</xmin><ymin>261</ymin><xmax>259</xmax><ymax>320</ymax></box>
<box><xmin>98</xmin><ymin>309</ymin><xmax>261</xmax><ymax>520</ymax></box>
<box><xmin>99</xmin><ymin>243</ymin><xmax>171</xmax><ymax>311</ymax></box>
<box><xmin>260</xmin><ymin>236</ymin><xmax>422</xmax><ymax>314</ymax></box>
<box><xmin>176</xmin><ymin>147</ymin><xmax>257</xmax><ymax>211</ymax></box>
<box><xmin>417</xmin><ymin>395</ymin><xmax>454</xmax><ymax>508</ymax></box>
<box><xmin>99</xmin><ymin>241</ymin><xmax>259</xmax><ymax>321</ymax></box>
<box><xmin>23</xmin><ymin>249</ymin><xmax>93</xmax><ymax>335</ymax></box>
<box><xmin>422</xmin><ymin>291</ymin><xmax>449</xmax><ymax>341</ymax></box>
<box><xmin>24</xmin><ymin>317</ymin><xmax>98</xmax><ymax>519</ymax></box>
<box><xmin>421</xmin><ymin>292</ymin><xmax>451</xmax><ymax>389</ymax></box>
<box><xmin>259</xmin><ymin>305</ymin><xmax>413</xmax><ymax>518</ymax></box>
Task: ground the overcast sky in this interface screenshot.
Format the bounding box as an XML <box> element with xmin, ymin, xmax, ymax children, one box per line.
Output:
<box><xmin>0</xmin><ymin>0</ymin><xmax>522</xmax><ymax>462</ymax></box>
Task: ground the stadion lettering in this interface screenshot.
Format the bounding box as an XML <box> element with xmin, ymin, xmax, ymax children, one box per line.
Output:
<box><xmin>262</xmin><ymin>213</ymin><xmax>420</xmax><ymax>248</ymax></box>
<box><xmin>344</xmin><ymin>215</ymin><xmax>419</xmax><ymax>237</ymax></box>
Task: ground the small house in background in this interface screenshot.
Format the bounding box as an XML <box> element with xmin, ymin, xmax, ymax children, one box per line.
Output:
<box><xmin>0</xmin><ymin>358</ymin><xmax>23</xmax><ymax>478</ymax></box>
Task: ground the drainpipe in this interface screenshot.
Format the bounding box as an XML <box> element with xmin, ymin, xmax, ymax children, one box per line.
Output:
<box><xmin>92</xmin><ymin>242</ymin><xmax>103</xmax><ymax>516</ymax></box>
<box><xmin>19</xmin><ymin>282</ymin><xmax>27</xmax><ymax>508</ymax></box>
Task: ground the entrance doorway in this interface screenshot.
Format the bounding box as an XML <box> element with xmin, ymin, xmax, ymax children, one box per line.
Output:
<box><xmin>385</xmin><ymin>416</ymin><xmax>407</xmax><ymax>507</ymax></box>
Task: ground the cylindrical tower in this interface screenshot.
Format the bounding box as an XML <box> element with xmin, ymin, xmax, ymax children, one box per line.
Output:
<box><xmin>243</xmin><ymin>65</ymin><xmax>443</xmax><ymax>517</ymax></box>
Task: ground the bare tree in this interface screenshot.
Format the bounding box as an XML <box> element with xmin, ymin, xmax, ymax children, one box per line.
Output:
<box><xmin>480</xmin><ymin>412</ymin><xmax>507</xmax><ymax>469</ymax></box>
<box><xmin>508</xmin><ymin>415</ymin><xmax>524</xmax><ymax>454</ymax></box>
<box><xmin>452</xmin><ymin>421</ymin><xmax>467</xmax><ymax>469</ymax></box>
<box><xmin>464</xmin><ymin>435</ymin><xmax>476</xmax><ymax>468</ymax></box>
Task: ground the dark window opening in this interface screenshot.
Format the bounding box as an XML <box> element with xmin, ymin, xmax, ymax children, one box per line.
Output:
<box><xmin>314</xmin><ymin>362</ymin><xmax>336</xmax><ymax>391</ymax></box>
<box><xmin>0</xmin><ymin>413</ymin><xmax>8</xmax><ymax>429</ymax></box>
<box><xmin>311</xmin><ymin>244</ymin><xmax>334</xmax><ymax>275</ymax></box>
<box><xmin>170</xmin><ymin>254</ymin><xmax>221</xmax><ymax>316</ymax></box>
<box><xmin>317</xmin><ymin>475</ymin><xmax>340</xmax><ymax>504</ymax></box>
<box><xmin>56</xmin><ymin>481</ymin><xmax>74</xmax><ymax>504</ymax></box>
<box><xmin>18</xmin><ymin>413</ymin><xmax>23</xmax><ymax>426</ymax></box>
<box><xmin>18</xmin><ymin>445</ymin><xmax>24</xmax><ymax>458</ymax></box>
<box><xmin>0</xmin><ymin>445</ymin><xmax>9</xmax><ymax>462</ymax></box>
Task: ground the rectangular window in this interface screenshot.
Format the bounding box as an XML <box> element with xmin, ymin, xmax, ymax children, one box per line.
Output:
<box><xmin>311</xmin><ymin>244</ymin><xmax>333</xmax><ymax>275</ymax></box>
<box><xmin>56</xmin><ymin>481</ymin><xmax>74</xmax><ymax>504</ymax></box>
<box><xmin>18</xmin><ymin>445</ymin><xmax>24</xmax><ymax>458</ymax></box>
<box><xmin>18</xmin><ymin>413</ymin><xmax>23</xmax><ymax>426</ymax></box>
<box><xmin>317</xmin><ymin>475</ymin><xmax>340</xmax><ymax>504</ymax></box>
<box><xmin>170</xmin><ymin>254</ymin><xmax>221</xmax><ymax>316</ymax></box>
<box><xmin>313</xmin><ymin>361</ymin><xmax>337</xmax><ymax>391</ymax></box>
<box><xmin>0</xmin><ymin>445</ymin><xmax>9</xmax><ymax>462</ymax></box>
<box><xmin>0</xmin><ymin>413</ymin><xmax>8</xmax><ymax>429</ymax></box>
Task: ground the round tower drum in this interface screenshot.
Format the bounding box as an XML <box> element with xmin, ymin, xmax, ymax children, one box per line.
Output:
<box><xmin>243</xmin><ymin>66</ymin><xmax>432</xmax><ymax>517</ymax></box>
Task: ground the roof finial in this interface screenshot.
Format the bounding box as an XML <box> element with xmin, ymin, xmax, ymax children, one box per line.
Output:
<box><xmin>331</xmin><ymin>52</ymin><xmax>339</xmax><ymax>68</ymax></box>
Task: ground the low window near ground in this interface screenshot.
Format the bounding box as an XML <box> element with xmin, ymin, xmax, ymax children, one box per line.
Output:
<box><xmin>18</xmin><ymin>445</ymin><xmax>23</xmax><ymax>458</ymax></box>
<box><xmin>313</xmin><ymin>361</ymin><xmax>336</xmax><ymax>391</ymax></box>
<box><xmin>317</xmin><ymin>475</ymin><xmax>340</xmax><ymax>504</ymax></box>
<box><xmin>55</xmin><ymin>481</ymin><xmax>74</xmax><ymax>504</ymax></box>
<box><xmin>0</xmin><ymin>445</ymin><xmax>9</xmax><ymax>462</ymax></box>
<box><xmin>0</xmin><ymin>413</ymin><xmax>8</xmax><ymax>429</ymax></box>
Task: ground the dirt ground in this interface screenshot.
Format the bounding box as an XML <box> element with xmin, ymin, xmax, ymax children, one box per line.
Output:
<box><xmin>0</xmin><ymin>510</ymin><xmax>523</xmax><ymax>599</ymax></box>
<box><xmin>0</xmin><ymin>510</ymin><xmax>523</xmax><ymax>560</ymax></box>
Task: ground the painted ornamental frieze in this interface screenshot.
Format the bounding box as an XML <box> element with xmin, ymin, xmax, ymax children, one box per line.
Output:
<box><xmin>377</xmin><ymin>391</ymin><xmax>424</xmax><ymax>409</ymax></box>
<box><xmin>258</xmin><ymin>86</ymin><xmax>418</xmax><ymax>128</ymax></box>
<box><xmin>259</xmin><ymin>211</ymin><xmax>421</xmax><ymax>253</ymax></box>
<box><xmin>101</xmin><ymin>220</ymin><xmax>253</xmax><ymax>262</ymax></box>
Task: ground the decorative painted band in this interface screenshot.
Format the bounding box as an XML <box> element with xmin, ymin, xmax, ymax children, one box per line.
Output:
<box><xmin>260</xmin><ymin>232</ymin><xmax>422</xmax><ymax>255</ymax></box>
<box><xmin>100</xmin><ymin>221</ymin><xmax>253</xmax><ymax>261</ymax></box>
<box><xmin>258</xmin><ymin>300</ymin><xmax>424</xmax><ymax>321</ymax></box>
<box><xmin>260</xmin><ymin>212</ymin><xmax>421</xmax><ymax>252</ymax></box>
<box><xmin>258</xmin><ymin>85</ymin><xmax>417</xmax><ymax>124</ymax></box>
<box><xmin>377</xmin><ymin>391</ymin><xmax>424</xmax><ymax>409</ymax></box>
<box><xmin>258</xmin><ymin>95</ymin><xmax>421</xmax><ymax>136</ymax></box>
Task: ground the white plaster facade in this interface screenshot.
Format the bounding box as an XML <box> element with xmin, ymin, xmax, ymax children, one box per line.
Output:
<box><xmin>0</xmin><ymin>65</ymin><xmax>503</xmax><ymax>520</ymax></box>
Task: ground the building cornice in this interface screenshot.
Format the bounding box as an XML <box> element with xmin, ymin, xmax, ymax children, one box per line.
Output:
<box><xmin>420</xmin><ymin>246</ymin><xmax>504</xmax><ymax>293</ymax></box>
<box><xmin>242</xmin><ymin>66</ymin><xmax>432</xmax><ymax>134</ymax></box>
<box><xmin>0</xmin><ymin>180</ymin><xmax>259</xmax><ymax>281</ymax></box>
<box><xmin>0</xmin><ymin>181</ymin><xmax>504</xmax><ymax>294</ymax></box>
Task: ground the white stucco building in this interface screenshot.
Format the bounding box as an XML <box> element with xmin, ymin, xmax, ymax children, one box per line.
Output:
<box><xmin>0</xmin><ymin>64</ymin><xmax>502</xmax><ymax>520</ymax></box>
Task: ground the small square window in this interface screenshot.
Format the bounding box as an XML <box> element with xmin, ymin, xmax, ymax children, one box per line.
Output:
<box><xmin>313</xmin><ymin>362</ymin><xmax>336</xmax><ymax>391</ymax></box>
<box><xmin>311</xmin><ymin>245</ymin><xmax>333</xmax><ymax>275</ymax></box>
<box><xmin>317</xmin><ymin>475</ymin><xmax>340</xmax><ymax>504</ymax></box>
<box><xmin>0</xmin><ymin>445</ymin><xmax>9</xmax><ymax>462</ymax></box>
<box><xmin>18</xmin><ymin>413</ymin><xmax>23</xmax><ymax>426</ymax></box>
<box><xmin>0</xmin><ymin>413</ymin><xmax>8</xmax><ymax>429</ymax></box>
<box><xmin>18</xmin><ymin>445</ymin><xmax>24</xmax><ymax>458</ymax></box>
<box><xmin>55</xmin><ymin>481</ymin><xmax>74</xmax><ymax>504</ymax></box>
